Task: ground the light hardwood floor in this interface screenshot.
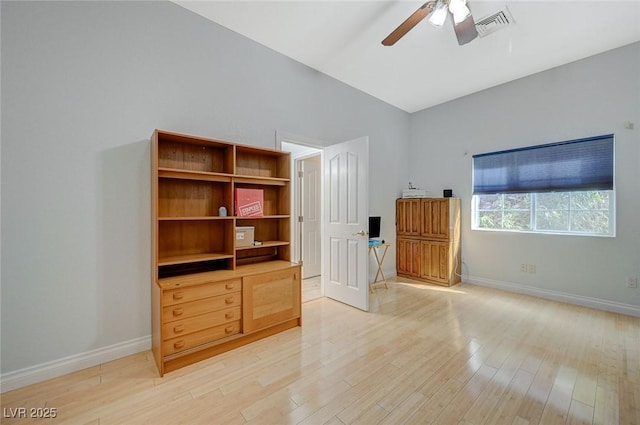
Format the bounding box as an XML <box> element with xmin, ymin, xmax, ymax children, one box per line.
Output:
<box><xmin>2</xmin><ymin>278</ymin><xmax>639</xmax><ymax>424</ymax></box>
<box><xmin>302</xmin><ymin>276</ymin><xmax>322</xmax><ymax>303</ymax></box>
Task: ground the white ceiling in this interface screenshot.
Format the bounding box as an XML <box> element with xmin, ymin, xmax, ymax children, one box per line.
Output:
<box><xmin>174</xmin><ymin>1</ymin><xmax>640</xmax><ymax>113</ymax></box>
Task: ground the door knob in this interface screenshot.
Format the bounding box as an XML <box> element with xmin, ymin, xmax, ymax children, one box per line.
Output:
<box><xmin>352</xmin><ymin>230</ymin><xmax>367</xmax><ymax>236</ymax></box>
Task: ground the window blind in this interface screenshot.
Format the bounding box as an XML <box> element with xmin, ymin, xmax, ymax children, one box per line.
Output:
<box><xmin>472</xmin><ymin>135</ymin><xmax>614</xmax><ymax>195</ymax></box>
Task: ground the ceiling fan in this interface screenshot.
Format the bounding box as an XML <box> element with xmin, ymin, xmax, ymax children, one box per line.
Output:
<box><xmin>382</xmin><ymin>0</ymin><xmax>479</xmax><ymax>46</ymax></box>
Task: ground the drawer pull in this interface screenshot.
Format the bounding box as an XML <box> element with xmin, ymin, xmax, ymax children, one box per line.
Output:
<box><xmin>225</xmin><ymin>283</ymin><xmax>235</xmax><ymax>290</ymax></box>
<box><xmin>172</xmin><ymin>292</ymin><xmax>184</xmax><ymax>300</ymax></box>
<box><xmin>225</xmin><ymin>297</ymin><xmax>234</xmax><ymax>305</ymax></box>
<box><xmin>172</xmin><ymin>308</ymin><xmax>184</xmax><ymax>317</ymax></box>
<box><xmin>173</xmin><ymin>324</ymin><xmax>185</xmax><ymax>333</ymax></box>
<box><xmin>225</xmin><ymin>326</ymin><xmax>234</xmax><ymax>334</ymax></box>
<box><xmin>225</xmin><ymin>311</ymin><xmax>234</xmax><ymax>319</ymax></box>
<box><xmin>174</xmin><ymin>341</ymin><xmax>185</xmax><ymax>349</ymax></box>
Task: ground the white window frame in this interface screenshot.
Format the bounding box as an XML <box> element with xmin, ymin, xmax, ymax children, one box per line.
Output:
<box><xmin>472</xmin><ymin>190</ymin><xmax>615</xmax><ymax>237</ymax></box>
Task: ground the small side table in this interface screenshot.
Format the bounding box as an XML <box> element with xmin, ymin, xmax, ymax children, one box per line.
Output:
<box><xmin>369</xmin><ymin>242</ymin><xmax>391</xmax><ymax>292</ymax></box>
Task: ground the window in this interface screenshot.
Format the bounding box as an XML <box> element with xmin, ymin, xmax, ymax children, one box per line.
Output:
<box><xmin>472</xmin><ymin>135</ymin><xmax>615</xmax><ymax>236</ymax></box>
<box><xmin>474</xmin><ymin>191</ymin><xmax>613</xmax><ymax>235</ymax></box>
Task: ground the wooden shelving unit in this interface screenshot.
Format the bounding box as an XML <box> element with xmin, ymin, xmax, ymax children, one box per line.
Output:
<box><xmin>151</xmin><ymin>130</ymin><xmax>301</xmax><ymax>376</ymax></box>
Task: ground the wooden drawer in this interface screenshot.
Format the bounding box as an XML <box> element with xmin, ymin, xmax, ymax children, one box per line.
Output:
<box><xmin>162</xmin><ymin>279</ymin><xmax>241</xmax><ymax>306</ymax></box>
<box><xmin>163</xmin><ymin>320</ymin><xmax>241</xmax><ymax>356</ymax></box>
<box><xmin>162</xmin><ymin>306</ymin><xmax>241</xmax><ymax>340</ymax></box>
<box><xmin>163</xmin><ymin>292</ymin><xmax>241</xmax><ymax>323</ymax></box>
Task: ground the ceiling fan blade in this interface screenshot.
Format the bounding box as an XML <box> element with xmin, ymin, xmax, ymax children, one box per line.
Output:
<box><xmin>452</xmin><ymin>14</ymin><xmax>479</xmax><ymax>45</ymax></box>
<box><xmin>382</xmin><ymin>2</ymin><xmax>434</xmax><ymax>46</ymax></box>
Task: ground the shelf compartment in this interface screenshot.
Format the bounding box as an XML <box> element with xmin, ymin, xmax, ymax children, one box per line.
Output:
<box><xmin>236</xmin><ymin>146</ymin><xmax>290</xmax><ymax>179</ymax></box>
<box><xmin>157</xmin><ymin>133</ymin><xmax>234</xmax><ymax>174</ymax></box>
<box><xmin>233</xmin><ymin>184</ymin><xmax>290</xmax><ymax>216</ymax></box>
<box><xmin>234</xmin><ymin>216</ymin><xmax>291</xmax><ymax>265</ymax></box>
<box><xmin>159</xmin><ymin>221</ymin><xmax>233</xmax><ymax>264</ymax></box>
<box><xmin>236</xmin><ymin>246</ymin><xmax>283</xmax><ymax>266</ymax></box>
<box><xmin>236</xmin><ymin>218</ymin><xmax>290</xmax><ymax>243</ymax></box>
<box><xmin>158</xmin><ymin>179</ymin><xmax>231</xmax><ymax>218</ymax></box>
<box><xmin>158</xmin><ymin>258</ymin><xmax>234</xmax><ymax>279</ymax></box>
<box><xmin>158</xmin><ymin>252</ymin><xmax>234</xmax><ymax>266</ymax></box>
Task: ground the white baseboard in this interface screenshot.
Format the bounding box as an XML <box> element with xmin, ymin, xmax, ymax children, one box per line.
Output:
<box><xmin>467</xmin><ymin>275</ymin><xmax>640</xmax><ymax>317</ymax></box>
<box><xmin>0</xmin><ymin>335</ymin><xmax>151</xmax><ymax>393</ymax></box>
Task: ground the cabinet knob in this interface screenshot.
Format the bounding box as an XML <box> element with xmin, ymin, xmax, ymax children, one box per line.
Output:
<box><xmin>225</xmin><ymin>283</ymin><xmax>234</xmax><ymax>290</ymax></box>
<box><xmin>173</xmin><ymin>324</ymin><xmax>185</xmax><ymax>333</ymax></box>
<box><xmin>225</xmin><ymin>297</ymin><xmax>234</xmax><ymax>305</ymax></box>
<box><xmin>172</xmin><ymin>308</ymin><xmax>184</xmax><ymax>317</ymax></box>
<box><xmin>225</xmin><ymin>326</ymin><xmax>234</xmax><ymax>334</ymax></box>
<box><xmin>174</xmin><ymin>341</ymin><xmax>185</xmax><ymax>349</ymax></box>
<box><xmin>173</xmin><ymin>292</ymin><xmax>184</xmax><ymax>300</ymax></box>
<box><xmin>225</xmin><ymin>311</ymin><xmax>234</xmax><ymax>319</ymax></box>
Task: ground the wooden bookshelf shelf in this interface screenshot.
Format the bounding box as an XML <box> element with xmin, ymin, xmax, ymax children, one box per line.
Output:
<box><xmin>235</xmin><ymin>241</ymin><xmax>290</xmax><ymax>251</ymax></box>
<box><xmin>158</xmin><ymin>253</ymin><xmax>235</xmax><ymax>266</ymax></box>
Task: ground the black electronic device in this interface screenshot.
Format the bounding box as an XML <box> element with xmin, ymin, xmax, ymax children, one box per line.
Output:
<box><xmin>369</xmin><ymin>216</ymin><xmax>381</xmax><ymax>239</ymax></box>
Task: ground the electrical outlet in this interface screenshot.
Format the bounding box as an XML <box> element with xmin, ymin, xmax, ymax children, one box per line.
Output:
<box><xmin>520</xmin><ymin>264</ymin><xmax>527</xmax><ymax>273</ymax></box>
<box><xmin>627</xmin><ymin>277</ymin><xmax>638</xmax><ymax>288</ymax></box>
<box><xmin>528</xmin><ymin>264</ymin><xmax>537</xmax><ymax>274</ymax></box>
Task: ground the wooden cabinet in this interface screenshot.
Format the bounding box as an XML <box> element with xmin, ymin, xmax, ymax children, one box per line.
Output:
<box><xmin>243</xmin><ymin>267</ymin><xmax>301</xmax><ymax>333</ymax></box>
<box><xmin>151</xmin><ymin>130</ymin><xmax>301</xmax><ymax>376</ymax></box>
<box><xmin>396</xmin><ymin>198</ymin><xmax>461</xmax><ymax>286</ymax></box>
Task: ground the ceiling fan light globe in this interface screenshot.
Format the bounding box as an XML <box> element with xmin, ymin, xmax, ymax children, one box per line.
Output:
<box><xmin>449</xmin><ymin>0</ymin><xmax>471</xmax><ymax>24</ymax></box>
<box><xmin>428</xmin><ymin>3</ymin><xmax>448</xmax><ymax>27</ymax></box>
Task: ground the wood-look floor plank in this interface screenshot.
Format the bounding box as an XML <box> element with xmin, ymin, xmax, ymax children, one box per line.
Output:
<box><xmin>485</xmin><ymin>368</ymin><xmax>536</xmax><ymax>425</ymax></box>
<box><xmin>1</xmin><ymin>278</ymin><xmax>639</xmax><ymax>425</ymax></box>
<box><xmin>538</xmin><ymin>364</ymin><xmax>578</xmax><ymax>424</ymax></box>
<box><xmin>568</xmin><ymin>399</ymin><xmax>595</xmax><ymax>425</ymax></box>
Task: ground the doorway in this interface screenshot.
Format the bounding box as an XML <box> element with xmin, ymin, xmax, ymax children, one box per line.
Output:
<box><xmin>279</xmin><ymin>136</ymin><xmax>323</xmax><ymax>302</ymax></box>
<box><xmin>278</xmin><ymin>132</ymin><xmax>370</xmax><ymax>311</ymax></box>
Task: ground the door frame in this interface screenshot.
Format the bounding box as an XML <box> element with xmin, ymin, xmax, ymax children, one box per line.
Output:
<box><xmin>298</xmin><ymin>154</ymin><xmax>322</xmax><ymax>279</ymax></box>
<box><xmin>276</xmin><ymin>131</ymin><xmax>325</xmax><ymax>290</ymax></box>
<box><xmin>277</xmin><ymin>131</ymin><xmax>371</xmax><ymax>310</ymax></box>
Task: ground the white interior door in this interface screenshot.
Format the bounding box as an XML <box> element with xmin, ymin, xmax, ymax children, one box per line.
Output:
<box><xmin>302</xmin><ymin>155</ymin><xmax>321</xmax><ymax>278</ymax></box>
<box><xmin>323</xmin><ymin>137</ymin><xmax>369</xmax><ymax>311</ymax></box>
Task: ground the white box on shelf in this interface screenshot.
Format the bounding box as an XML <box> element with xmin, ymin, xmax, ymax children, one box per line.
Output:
<box><xmin>236</xmin><ymin>226</ymin><xmax>255</xmax><ymax>247</ymax></box>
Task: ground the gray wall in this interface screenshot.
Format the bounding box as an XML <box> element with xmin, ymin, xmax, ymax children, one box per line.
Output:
<box><xmin>1</xmin><ymin>1</ymin><xmax>409</xmax><ymax>374</ymax></box>
<box><xmin>409</xmin><ymin>42</ymin><xmax>640</xmax><ymax>306</ymax></box>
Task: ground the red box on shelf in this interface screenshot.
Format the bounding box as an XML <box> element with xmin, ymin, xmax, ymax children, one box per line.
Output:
<box><xmin>235</xmin><ymin>188</ymin><xmax>264</xmax><ymax>217</ymax></box>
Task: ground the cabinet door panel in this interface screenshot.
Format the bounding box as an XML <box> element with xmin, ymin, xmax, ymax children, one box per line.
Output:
<box><xmin>420</xmin><ymin>241</ymin><xmax>449</xmax><ymax>283</ymax></box>
<box><xmin>243</xmin><ymin>267</ymin><xmax>301</xmax><ymax>333</ymax></box>
<box><xmin>396</xmin><ymin>199</ymin><xmax>421</xmax><ymax>235</ymax></box>
<box><xmin>397</xmin><ymin>238</ymin><xmax>421</xmax><ymax>277</ymax></box>
<box><xmin>421</xmin><ymin>199</ymin><xmax>449</xmax><ymax>239</ymax></box>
